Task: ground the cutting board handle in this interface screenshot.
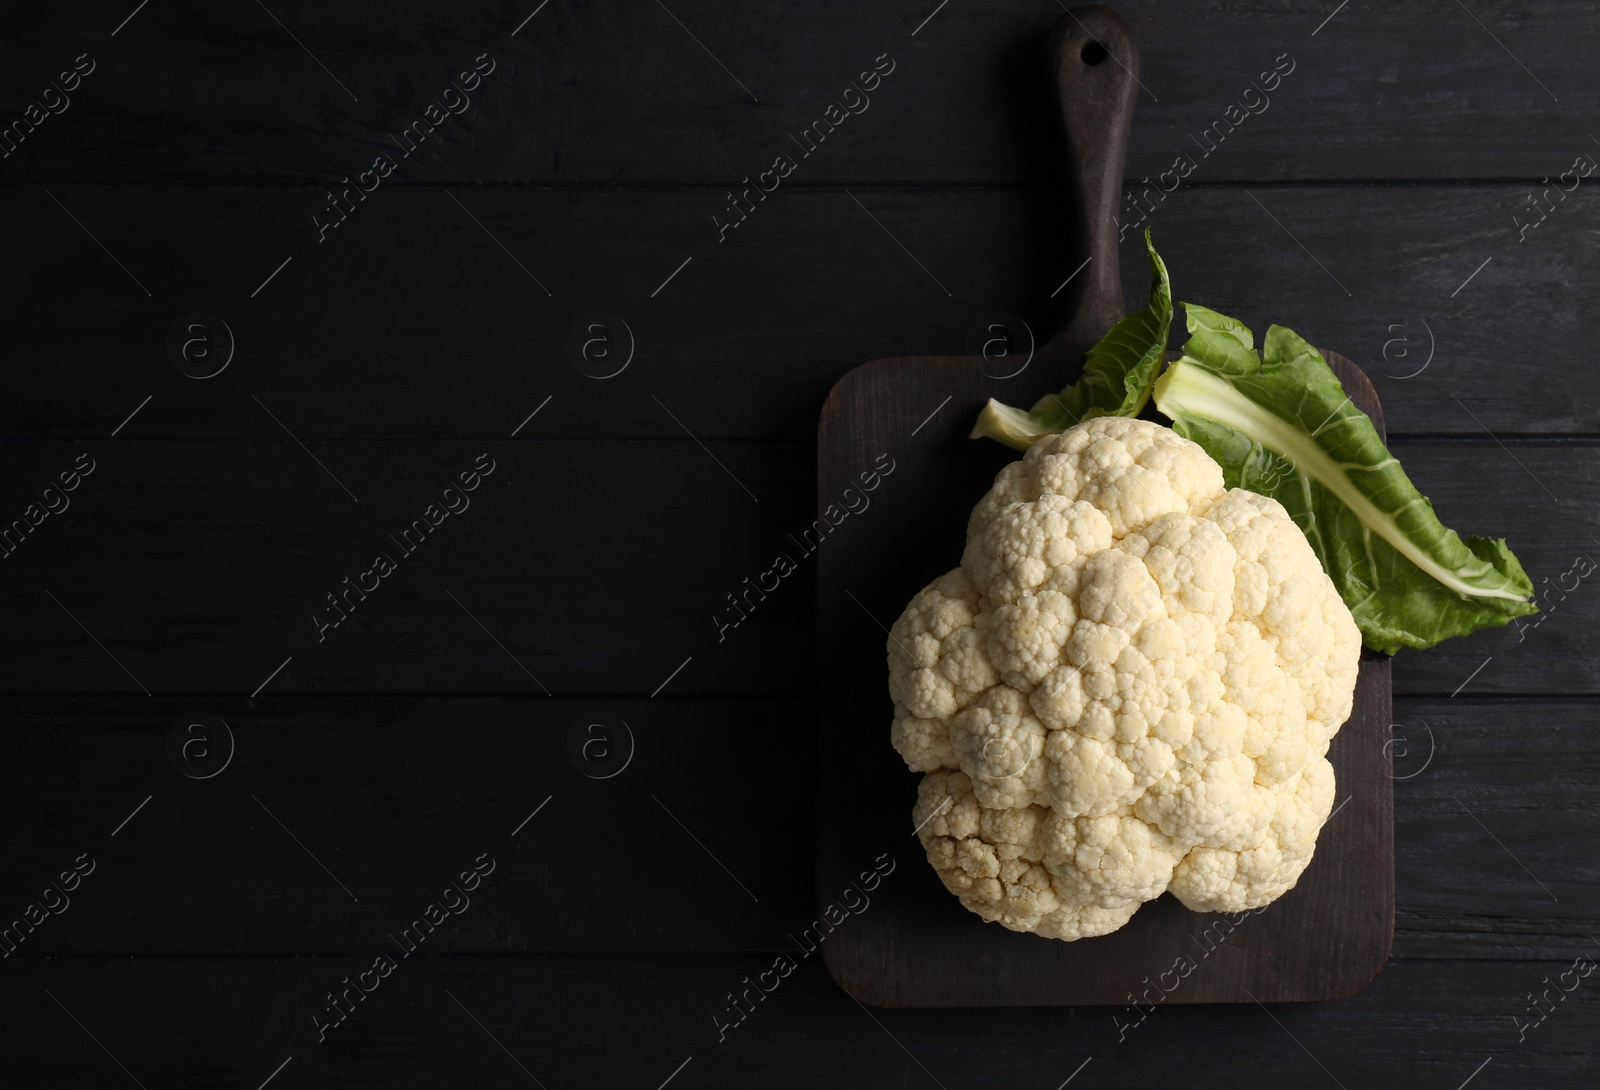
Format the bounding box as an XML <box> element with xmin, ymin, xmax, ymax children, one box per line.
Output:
<box><xmin>1043</xmin><ymin>5</ymin><xmax>1140</xmax><ymax>362</ymax></box>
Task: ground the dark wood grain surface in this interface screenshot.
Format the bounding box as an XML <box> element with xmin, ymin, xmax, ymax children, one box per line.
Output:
<box><xmin>1</xmin><ymin>2</ymin><xmax>1595</xmax><ymax>185</ymax></box>
<box><xmin>4</xmin><ymin>187</ymin><xmax>1596</xmax><ymax>442</ymax></box>
<box><xmin>2</xmin><ymin>0</ymin><xmax>1595</xmax><ymax>1085</ymax></box>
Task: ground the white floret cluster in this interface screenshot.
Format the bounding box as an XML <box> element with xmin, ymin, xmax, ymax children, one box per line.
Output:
<box><xmin>888</xmin><ymin>416</ymin><xmax>1361</xmax><ymax>941</ymax></box>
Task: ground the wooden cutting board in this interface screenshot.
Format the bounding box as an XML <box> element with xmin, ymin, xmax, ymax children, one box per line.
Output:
<box><xmin>814</xmin><ymin>5</ymin><xmax>1393</xmax><ymax>1007</ymax></box>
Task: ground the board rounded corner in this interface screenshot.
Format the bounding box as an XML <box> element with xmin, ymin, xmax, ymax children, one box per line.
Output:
<box><xmin>818</xmin><ymin>936</ymin><xmax>899</xmax><ymax>1009</ymax></box>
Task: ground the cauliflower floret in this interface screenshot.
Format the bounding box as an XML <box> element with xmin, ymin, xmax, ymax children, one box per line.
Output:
<box><xmin>891</xmin><ymin>417</ymin><xmax>1361</xmax><ymax>941</ymax></box>
<box><xmin>963</xmin><ymin>495</ymin><xmax>1113</xmax><ymax>608</ymax></box>
<box><xmin>887</xmin><ymin>568</ymin><xmax>997</xmax><ymax>721</ymax></box>
<box><xmin>948</xmin><ymin>686</ymin><xmax>1050</xmax><ymax>809</ymax></box>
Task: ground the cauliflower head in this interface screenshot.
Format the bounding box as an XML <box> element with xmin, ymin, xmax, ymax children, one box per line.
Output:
<box><xmin>888</xmin><ymin>416</ymin><xmax>1361</xmax><ymax>941</ymax></box>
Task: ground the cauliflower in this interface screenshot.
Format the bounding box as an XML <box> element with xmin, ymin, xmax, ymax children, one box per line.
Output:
<box><xmin>888</xmin><ymin>416</ymin><xmax>1361</xmax><ymax>941</ymax></box>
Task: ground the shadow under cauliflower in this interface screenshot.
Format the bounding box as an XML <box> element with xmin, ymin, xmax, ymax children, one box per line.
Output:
<box><xmin>889</xmin><ymin>416</ymin><xmax>1361</xmax><ymax>941</ymax></box>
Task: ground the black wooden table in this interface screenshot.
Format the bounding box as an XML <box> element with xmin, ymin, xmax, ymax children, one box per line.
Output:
<box><xmin>1</xmin><ymin>2</ymin><xmax>1595</xmax><ymax>1087</ymax></box>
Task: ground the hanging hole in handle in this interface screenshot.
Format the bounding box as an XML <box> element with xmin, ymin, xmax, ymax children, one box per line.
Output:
<box><xmin>1081</xmin><ymin>40</ymin><xmax>1109</xmax><ymax>66</ymax></box>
